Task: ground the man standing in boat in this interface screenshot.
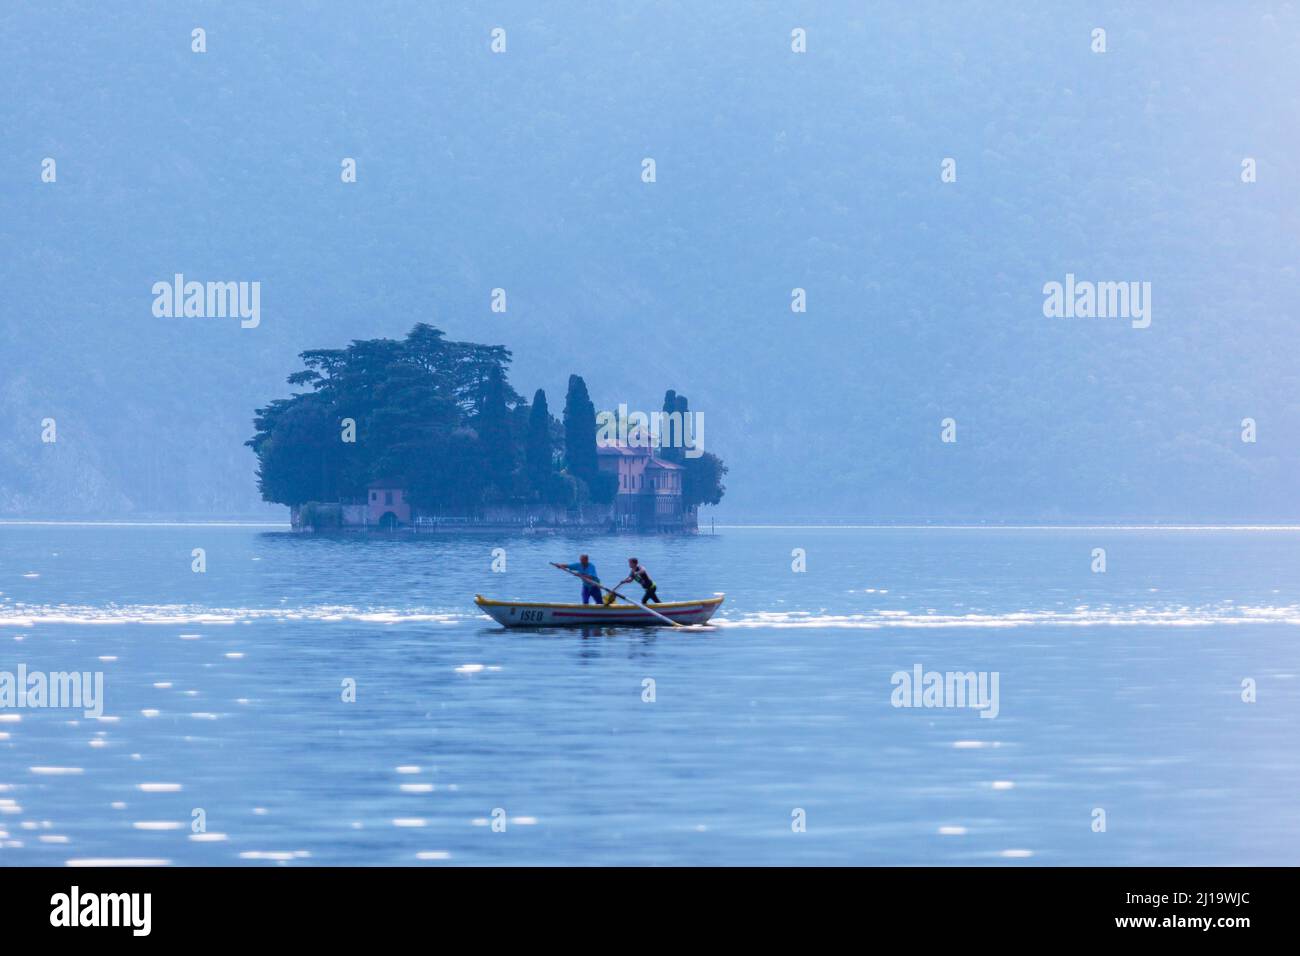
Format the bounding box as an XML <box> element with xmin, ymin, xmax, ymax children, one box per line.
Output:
<box><xmin>553</xmin><ymin>555</ymin><xmax>603</xmax><ymax>604</ymax></box>
<box><xmin>618</xmin><ymin>557</ymin><xmax>660</xmax><ymax>604</ymax></box>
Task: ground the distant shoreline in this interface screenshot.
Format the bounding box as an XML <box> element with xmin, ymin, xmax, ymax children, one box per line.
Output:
<box><xmin>4</xmin><ymin>519</ymin><xmax>1300</xmax><ymax>532</ymax></box>
<box><xmin>0</xmin><ymin>519</ymin><xmax>289</xmax><ymax>528</ymax></box>
<box><xmin>712</xmin><ymin>524</ymin><xmax>1300</xmax><ymax>531</ymax></box>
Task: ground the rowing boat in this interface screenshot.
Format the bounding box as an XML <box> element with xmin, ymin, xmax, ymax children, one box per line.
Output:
<box><xmin>475</xmin><ymin>594</ymin><xmax>724</xmax><ymax>628</ymax></box>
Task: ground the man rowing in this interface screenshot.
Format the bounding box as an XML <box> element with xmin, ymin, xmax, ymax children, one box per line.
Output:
<box><xmin>552</xmin><ymin>555</ymin><xmax>603</xmax><ymax>604</ymax></box>
<box><xmin>617</xmin><ymin>557</ymin><xmax>660</xmax><ymax>604</ymax></box>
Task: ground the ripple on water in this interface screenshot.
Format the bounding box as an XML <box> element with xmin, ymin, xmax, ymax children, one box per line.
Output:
<box><xmin>0</xmin><ymin>606</ymin><xmax>463</xmax><ymax>627</ymax></box>
<box><xmin>66</xmin><ymin>858</ymin><xmax>171</xmax><ymax>867</ymax></box>
<box><xmin>472</xmin><ymin>815</ymin><xmax>538</xmax><ymax>826</ymax></box>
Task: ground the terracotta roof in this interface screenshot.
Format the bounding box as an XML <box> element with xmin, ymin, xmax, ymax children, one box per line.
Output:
<box><xmin>596</xmin><ymin>443</ymin><xmax>685</xmax><ymax>470</ymax></box>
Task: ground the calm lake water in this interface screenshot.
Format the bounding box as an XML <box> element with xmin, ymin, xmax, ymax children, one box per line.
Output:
<box><xmin>1</xmin><ymin>523</ymin><xmax>1298</xmax><ymax>866</ymax></box>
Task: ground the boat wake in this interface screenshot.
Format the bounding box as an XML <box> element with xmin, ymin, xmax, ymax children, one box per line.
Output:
<box><xmin>716</xmin><ymin>604</ymin><xmax>1300</xmax><ymax>629</ymax></box>
<box><xmin>3</xmin><ymin>602</ymin><xmax>1299</xmax><ymax>630</ymax></box>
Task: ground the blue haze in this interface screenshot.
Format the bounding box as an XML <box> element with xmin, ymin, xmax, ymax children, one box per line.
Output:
<box><xmin>1</xmin><ymin>2</ymin><xmax>1298</xmax><ymax>519</ymax></box>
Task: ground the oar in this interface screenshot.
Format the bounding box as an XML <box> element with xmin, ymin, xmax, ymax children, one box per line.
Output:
<box><xmin>550</xmin><ymin>563</ymin><xmax>686</xmax><ymax>629</ymax></box>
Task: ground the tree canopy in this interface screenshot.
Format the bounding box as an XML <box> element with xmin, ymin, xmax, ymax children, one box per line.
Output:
<box><xmin>247</xmin><ymin>325</ymin><xmax>725</xmax><ymax>516</ymax></box>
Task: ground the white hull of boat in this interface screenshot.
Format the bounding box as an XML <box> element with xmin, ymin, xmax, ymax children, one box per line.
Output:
<box><xmin>475</xmin><ymin>594</ymin><xmax>724</xmax><ymax>628</ymax></box>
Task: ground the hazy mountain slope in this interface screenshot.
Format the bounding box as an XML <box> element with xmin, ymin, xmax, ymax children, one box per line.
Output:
<box><xmin>1</xmin><ymin>1</ymin><xmax>1296</xmax><ymax>519</ymax></box>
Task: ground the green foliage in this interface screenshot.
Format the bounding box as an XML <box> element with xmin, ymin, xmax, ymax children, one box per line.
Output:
<box><xmin>249</xmin><ymin>395</ymin><xmax>346</xmax><ymax>505</ymax></box>
<box><xmin>588</xmin><ymin>471</ymin><xmax>619</xmax><ymax>505</ymax></box>
<box><xmin>525</xmin><ymin>388</ymin><xmax>558</xmax><ymax>500</ymax></box>
<box><xmin>476</xmin><ymin>365</ymin><xmax>515</xmax><ymax>500</ymax></box>
<box><xmin>659</xmin><ymin>390</ymin><xmax>725</xmax><ymax>507</ymax></box>
<box><xmin>249</xmin><ymin>327</ymin><xmax>726</xmax><ymax>518</ymax></box>
<box><xmin>563</xmin><ymin>375</ymin><xmax>599</xmax><ymax>484</ymax></box>
<box><xmin>659</xmin><ymin>390</ymin><xmax>681</xmax><ymax>465</ymax></box>
<box><xmin>247</xmin><ymin>324</ymin><xmax>526</xmax><ymax>510</ymax></box>
<box><xmin>298</xmin><ymin>501</ymin><xmax>342</xmax><ymax>530</ymax></box>
<box><xmin>684</xmin><ymin>452</ymin><xmax>728</xmax><ymax>509</ymax></box>
<box><xmin>409</xmin><ymin>428</ymin><xmax>487</xmax><ymax>515</ymax></box>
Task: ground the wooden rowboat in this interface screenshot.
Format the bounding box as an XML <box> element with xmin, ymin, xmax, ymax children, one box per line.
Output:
<box><xmin>475</xmin><ymin>594</ymin><xmax>724</xmax><ymax>628</ymax></box>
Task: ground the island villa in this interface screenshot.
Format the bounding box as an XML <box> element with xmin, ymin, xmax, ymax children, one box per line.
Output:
<box><xmin>596</xmin><ymin>444</ymin><xmax>689</xmax><ymax>531</ymax></box>
<box><xmin>290</xmin><ymin>445</ymin><xmax>695</xmax><ymax>533</ymax></box>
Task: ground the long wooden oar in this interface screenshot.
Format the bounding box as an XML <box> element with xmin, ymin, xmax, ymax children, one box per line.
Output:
<box><xmin>550</xmin><ymin>563</ymin><xmax>685</xmax><ymax>628</ymax></box>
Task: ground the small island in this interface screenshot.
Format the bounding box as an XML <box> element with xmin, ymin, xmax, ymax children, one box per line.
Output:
<box><xmin>246</xmin><ymin>324</ymin><xmax>727</xmax><ymax>533</ymax></box>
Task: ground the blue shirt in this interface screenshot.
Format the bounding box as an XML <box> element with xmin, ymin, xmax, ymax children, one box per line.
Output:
<box><xmin>566</xmin><ymin>562</ymin><xmax>598</xmax><ymax>582</ymax></box>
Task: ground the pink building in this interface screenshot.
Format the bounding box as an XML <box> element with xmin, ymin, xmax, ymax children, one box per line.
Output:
<box><xmin>367</xmin><ymin>478</ymin><xmax>411</xmax><ymax>528</ymax></box>
<box><xmin>597</xmin><ymin>444</ymin><xmax>689</xmax><ymax>530</ymax></box>
<box><xmin>295</xmin><ymin>457</ymin><xmax>693</xmax><ymax>533</ymax></box>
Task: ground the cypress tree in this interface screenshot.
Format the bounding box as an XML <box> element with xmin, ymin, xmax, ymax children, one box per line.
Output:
<box><xmin>476</xmin><ymin>364</ymin><xmax>515</xmax><ymax>496</ymax></box>
<box><xmin>563</xmin><ymin>374</ymin><xmax>599</xmax><ymax>485</ymax></box>
<box><xmin>660</xmin><ymin>389</ymin><xmax>681</xmax><ymax>463</ymax></box>
<box><xmin>525</xmin><ymin>388</ymin><xmax>554</xmax><ymax>497</ymax></box>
